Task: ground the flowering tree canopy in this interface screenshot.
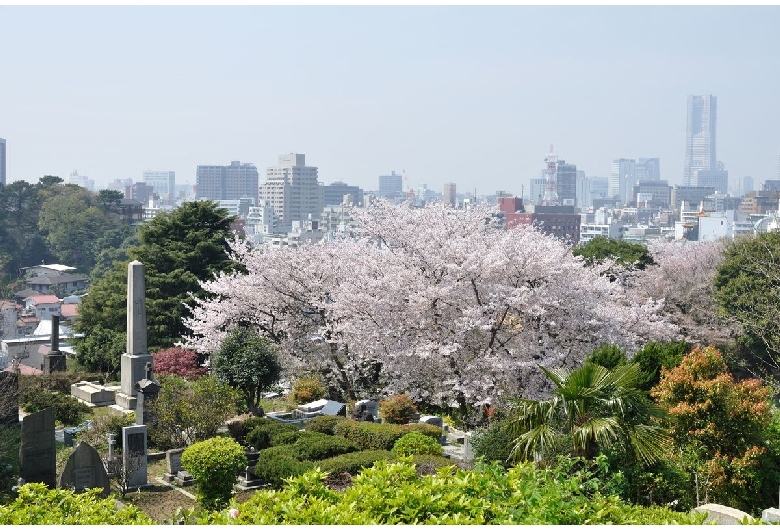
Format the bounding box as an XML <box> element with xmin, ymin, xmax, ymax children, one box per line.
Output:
<box><xmin>184</xmin><ymin>202</ymin><xmax>674</xmax><ymax>413</ymax></box>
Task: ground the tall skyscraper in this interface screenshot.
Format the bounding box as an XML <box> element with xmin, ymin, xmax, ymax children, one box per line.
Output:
<box><xmin>259</xmin><ymin>153</ymin><xmax>322</xmax><ymax>231</ymax></box>
<box><xmin>684</xmin><ymin>95</ymin><xmax>717</xmax><ymax>186</ymax></box>
<box><xmin>635</xmin><ymin>158</ymin><xmax>661</xmax><ymax>181</ymax></box>
<box><xmin>143</xmin><ymin>171</ymin><xmax>176</xmax><ymax>205</ymax></box>
<box><xmin>196</xmin><ymin>161</ymin><xmax>258</xmax><ymax>203</ymax></box>
<box><xmin>442</xmin><ymin>182</ymin><xmax>457</xmax><ymax>208</ymax></box>
<box><xmin>609</xmin><ymin>158</ymin><xmax>636</xmax><ymax>204</ymax></box>
<box><xmin>378</xmin><ymin>171</ymin><xmax>403</xmax><ymax>199</ymax></box>
<box><xmin>0</xmin><ymin>138</ymin><xmax>6</xmax><ymax>185</ymax></box>
<box><xmin>743</xmin><ymin>175</ymin><xmax>754</xmax><ymax>196</ymax></box>
<box><xmin>555</xmin><ymin>160</ymin><xmax>577</xmax><ymax>206</ymax></box>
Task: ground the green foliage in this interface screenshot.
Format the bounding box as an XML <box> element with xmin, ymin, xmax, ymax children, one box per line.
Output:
<box><xmin>304</xmin><ymin>414</ymin><xmax>349</xmax><ymax>435</ymax></box>
<box><xmin>191</xmin><ymin>457</ymin><xmax>707</xmax><ymax>525</ymax></box>
<box><xmin>72</xmin><ymin>326</ymin><xmax>125</xmax><ymax>378</ymax></box>
<box><xmin>574</xmin><ymin>237</ymin><xmax>656</xmax><ymax>271</ymax></box>
<box><xmin>586</xmin><ymin>344</ymin><xmax>627</xmax><ymax>369</ymax></box>
<box><xmin>290</xmin><ymin>376</ymin><xmax>327</xmax><ymax>405</ymax></box>
<box><xmin>181</xmin><ymin>437</ymin><xmax>247</xmax><ymax>511</ymax></box>
<box><xmin>400</xmin><ymin>423</ymin><xmax>443</xmax><ymax>441</ymax></box>
<box><xmin>630</xmin><ymin>341</ymin><xmax>689</xmax><ymax>391</ymax></box>
<box><xmin>392</xmin><ymin>431</ymin><xmax>443</xmax><ymax>457</ymax></box>
<box><xmin>291</xmin><ymin>432</ymin><xmax>360</xmax><ymax>460</ymax></box>
<box><xmin>508</xmin><ymin>362</ymin><xmax>671</xmax><ymax>466</ymax></box>
<box><xmin>378</xmin><ymin>394</ymin><xmax>417</xmax><ymax>424</ymax></box>
<box><xmin>0</xmin><ymin>425</ymin><xmax>20</xmax><ymax>505</ymax></box>
<box><xmin>253</xmin><ymin>445</ymin><xmax>315</xmax><ymax>488</ymax></box>
<box><xmin>148</xmin><ymin>375</ymin><xmax>239</xmax><ymax>450</ymax></box>
<box><xmin>21</xmin><ymin>390</ymin><xmax>90</xmax><ymax>426</ymax></box>
<box><xmin>243</xmin><ymin>418</ymin><xmax>300</xmax><ymax>450</ymax></box>
<box><xmin>75</xmin><ymin>409</ymin><xmax>135</xmax><ymax>452</ymax></box>
<box><xmin>211</xmin><ymin>327</ymin><xmax>282</xmax><ymax>415</ymax></box>
<box><xmin>318</xmin><ymin>450</ymin><xmax>398</xmax><ymax>475</ymax></box>
<box><xmin>714</xmin><ymin>231</ymin><xmax>780</xmax><ymax>367</ymax></box>
<box><xmin>333</xmin><ymin>419</ymin><xmax>441</xmax><ymax>451</ymax></box>
<box><xmin>470</xmin><ymin>418</ymin><xmax>516</xmax><ymax>466</ymax></box>
<box><xmin>76</xmin><ymin>200</ymin><xmax>238</xmax><ymax>351</ymax></box>
<box><xmin>0</xmin><ymin>482</ymin><xmax>154</xmax><ymax>524</ymax></box>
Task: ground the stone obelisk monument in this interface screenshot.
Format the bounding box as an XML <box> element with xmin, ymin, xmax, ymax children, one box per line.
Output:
<box><xmin>114</xmin><ymin>261</ymin><xmax>153</xmax><ymax>413</ymax></box>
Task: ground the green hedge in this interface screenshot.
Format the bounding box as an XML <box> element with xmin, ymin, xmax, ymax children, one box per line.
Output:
<box><xmin>254</xmin><ymin>445</ymin><xmax>315</xmax><ymax>488</ymax></box>
<box><xmin>21</xmin><ymin>390</ymin><xmax>90</xmax><ymax>426</ymax></box>
<box><xmin>393</xmin><ymin>431</ymin><xmax>443</xmax><ymax>457</ymax></box>
<box><xmin>318</xmin><ymin>450</ymin><xmax>397</xmax><ymax>475</ymax></box>
<box><xmin>245</xmin><ymin>419</ymin><xmax>300</xmax><ymax>450</ymax></box>
<box><xmin>305</xmin><ymin>415</ymin><xmax>349</xmax><ymax>435</ymax></box>
<box><xmin>333</xmin><ymin>420</ymin><xmax>442</xmax><ymax>451</ymax></box>
<box><xmin>292</xmin><ymin>433</ymin><xmax>360</xmax><ymax>461</ymax></box>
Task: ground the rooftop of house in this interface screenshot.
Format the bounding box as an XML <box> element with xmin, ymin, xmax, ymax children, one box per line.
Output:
<box><xmin>59</xmin><ymin>304</ymin><xmax>79</xmax><ymax>318</ymax></box>
<box><xmin>26</xmin><ymin>295</ymin><xmax>61</xmax><ymax>305</ymax></box>
<box><xmin>3</xmin><ymin>364</ymin><xmax>43</xmax><ymax>376</ymax></box>
<box><xmin>21</xmin><ymin>263</ymin><xmax>77</xmax><ymax>274</ymax></box>
<box><xmin>26</xmin><ymin>273</ymin><xmax>88</xmax><ymax>285</ymax></box>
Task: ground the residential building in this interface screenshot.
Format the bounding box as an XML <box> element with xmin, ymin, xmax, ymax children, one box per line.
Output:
<box><xmin>529</xmin><ymin>177</ymin><xmax>546</xmax><ymax>205</ymax></box>
<box><xmin>633</xmin><ymin>180</ymin><xmax>671</xmax><ymax>209</ymax></box>
<box><xmin>443</xmin><ymin>182</ymin><xmax>457</xmax><ymax>208</ymax></box>
<box><xmin>20</xmin><ymin>264</ymin><xmax>88</xmax><ymax>296</ymax></box>
<box><xmin>684</xmin><ymin>94</ymin><xmax>717</xmax><ymax>186</ymax></box>
<box><xmin>323</xmin><ymin>181</ymin><xmax>364</xmax><ymax>206</ymax></box>
<box><xmin>106</xmin><ymin>178</ymin><xmax>133</xmax><ymax>193</ymax></box>
<box><xmin>24</xmin><ymin>295</ymin><xmax>60</xmax><ymax>321</ymax></box>
<box><xmin>218</xmin><ymin>197</ymin><xmax>255</xmax><ymax>219</ymax></box>
<box><xmin>126</xmin><ymin>182</ymin><xmax>155</xmax><ymax>205</ymax></box>
<box><xmin>0</xmin><ymin>138</ymin><xmax>5</xmax><ymax>185</ymax></box>
<box><xmin>143</xmin><ymin>171</ymin><xmax>176</xmax><ymax>205</ymax></box>
<box><xmin>378</xmin><ymin>171</ymin><xmax>403</xmax><ymax>200</ymax></box>
<box><xmin>197</xmin><ymin>161</ymin><xmax>259</xmax><ymax>203</ymax></box>
<box><xmin>259</xmin><ymin>153</ymin><xmax>323</xmax><ymax>231</ymax></box>
<box><xmin>635</xmin><ymin>158</ymin><xmax>661</xmax><ymax>181</ymax></box>
<box><xmin>609</xmin><ymin>159</ymin><xmax>636</xmax><ymax>204</ymax></box>
<box><xmin>501</xmin><ymin>200</ymin><xmax>580</xmax><ymax>243</ymax></box>
<box><xmin>671</xmin><ymin>185</ymin><xmax>715</xmax><ymax>213</ymax></box>
<box><xmin>579</xmin><ymin>223</ymin><xmax>624</xmax><ymax>244</ymax></box>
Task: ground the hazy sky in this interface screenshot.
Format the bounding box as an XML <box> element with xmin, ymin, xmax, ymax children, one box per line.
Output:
<box><xmin>2</xmin><ymin>6</ymin><xmax>780</xmax><ymax>196</ymax></box>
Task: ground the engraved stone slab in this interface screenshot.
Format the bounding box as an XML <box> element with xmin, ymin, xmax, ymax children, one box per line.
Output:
<box><xmin>166</xmin><ymin>448</ymin><xmax>184</xmax><ymax>476</ymax></box>
<box><xmin>19</xmin><ymin>407</ymin><xmax>56</xmax><ymax>487</ymax></box>
<box><xmin>58</xmin><ymin>441</ymin><xmax>110</xmax><ymax>496</ymax></box>
<box><xmin>122</xmin><ymin>425</ymin><xmax>148</xmax><ymax>488</ymax></box>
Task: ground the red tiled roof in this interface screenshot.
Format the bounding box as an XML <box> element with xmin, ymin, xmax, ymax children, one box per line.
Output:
<box><xmin>27</xmin><ymin>295</ymin><xmax>60</xmax><ymax>305</ymax></box>
<box><xmin>59</xmin><ymin>304</ymin><xmax>79</xmax><ymax>318</ymax></box>
<box><xmin>4</xmin><ymin>364</ymin><xmax>43</xmax><ymax>376</ymax></box>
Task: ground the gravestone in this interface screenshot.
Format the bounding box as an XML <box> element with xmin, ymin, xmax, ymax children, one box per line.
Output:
<box><xmin>0</xmin><ymin>371</ymin><xmax>19</xmax><ymax>425</ymax></box>
<box><xmin>693</xmin><ymin>503</ymin><xmax>755</xmax><ymax>524</ymax></box>
<box><xmin>58</xmin><ymin>441</ymin><xmax>110</xmax><ymax>496</ymax></box>
<box><xmin>122</xmin><ymin>424</ymin><xmax>149</xmax><ymax>488</ymax></box>
<box><xmin>135</xmin><ymin>363</ymin><xmax>160</xmax><ymax>426</ymax></box>
<box><xmin>114</xmin><ymin>261</ymin><xmax>153</xmax><ymax>413</ymax></box>
<box><xmin>320</xmin><ymin>400</ymin><xmax>346</xmax><ymax>417</ymax></box>
<box><xmin>164</xmin><ymin>448</ymin><xmax>185</xmax><ymax>482</ymax></box>
<box><xmin>419</xmin><ymin>415</ymin><xmax>444</xmax><ymax>429</ymax></box>
<box><xmin>762</xmin><ymin>508</ymin><xmax>780</xmax><ymax>523</ymax></box>
<box><xmin>19</xmin><ymin>407</ymin><xmax>56</xmax><ymax>487</ymax></box>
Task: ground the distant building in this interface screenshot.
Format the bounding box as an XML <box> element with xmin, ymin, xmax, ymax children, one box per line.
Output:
<box><xmin>633</xmin><ymin>180</ymin><xmax>671</xmax><ymax>208</ymax></box>
<box><xmin>556</xmin><ymin>160</ymin><xmax>577</xmax><ymax>206</ymax></box>
<box><xmin>259</xmin><ymin>153</ymin><xmax>323</xmax><ymax>231</ymax></box>
<box><xmin>323</xmin><ymin>181</ymin><xmax>364</xmax><ymax>206</ymax></box>
<box><xmin>671</xmin><ymin>185</ymin><xmax>716</xmax><ymax>213</ymax></box>
<box><xmin>143</xmin><ymin>171</ymin><xmax>176</xmax><ymax>205</ymax></box>
<box><xmin>500</xmin><ymin>198</ymin><xmax>579</xmax><ymax>243</ymax></box>
<box><xmin>529</xmin><ymin>177</ymin><xmax>546</xmax><ymax>205</ymax></box>
<box><xmin>197</xmin><ymin>161</ymin><xmax>259</xmax><ymax>203</ymax></box>
<box><xmin>218</xmin><ymin>197</ymin><xmax>255</xmax><ymax>219</ymax></box>
<box><xmin>694</xmin><ymin>168</ymin><xmax>728</xmax><ymax>194</ymax></box>
<box><xmin>743</xmin><ymin>175</ymin><xmax>754</xmax><ymax>196</ymax></box>
<box><xmin>443</xmin><ymin>182</ymin><xmax>457</xmax><ymax>208</ymax></box>
<box><xmin>0</xmin><ymin>138</ymin><xmax>6</xmax><ymax>185</ymax></box>
<box><xmin>635</xmin><ymin>158</ymin><xmax>661</xmax><ymax>181</ymax></box>
<box><xmin>68</xmin><ymin>170</ymin><xmax>95</xmax><ymax>192</ymax></box>
<box><xmin>609</xmin><ymin>159</ymin><xmax>635</xmax><ymax>204</ymax></box>
<box><xmin>126</xmin><ymin>182</ymin><xmax>155</xmax><ymax>205</ymax></box>
<box><xmin>106</xmin><ymin>178</ymin><xmax>133</xmax><ymax>193</ymax></box>
<box><xmin>378</xmin><ymin>171</ymin><xmax>403</xmax><ymax>200</ymax></box>
<box><xmin>684</xmin><ymin>94</ymin><xmax>717</xmax><ymax>186</ymax></box>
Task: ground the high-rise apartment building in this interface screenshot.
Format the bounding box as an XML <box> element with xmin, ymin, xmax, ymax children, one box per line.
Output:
<box><xmin>635</xmin><ymin>158</ymin><xmax>661</xmax><ymax>181</ymax></box>
<box><xmin>529</xmin><ymin>177</ymin><xmax>546</xmax><ymax>205</ymax></box>
<box><xmin>323</xmin><ymin>181</ymin><xmax>364</xmax><ymax>206</ymax></box>
<box><xmin>684</xmin><ymin>95</ymin><xmax>717</xmax><ymax>186</ymax></box>
<box><xmin>378</xmin><ymin>171</ymin><xmax>403</xmax><ymax>199</ymax></box>
<box><xmin>609</xmin><ymin>159</ymin><xmax>636</xmax><ymax>204</ymax></box>
<box><xmin>143</xmin><ymin>171</ymin><xmax>176</xmax><ymax>205</ymax></box>
<box><xmin>259</xmin><ymin>153</ymin><xmax>323</xmax><ymax>231</ymax></box>
<box><xmin>0</xmin><ymin>138</ymin><xmax>6</xmax><ymax>185</ymax></box>
<box><xmin>196</xmin><ymin>161</ymin><xmax>258</xmax><ymax>203</ymax></box>
<box><xmin>68</xmin><ymin>170</ymin><xmax>95</xmax><ymax>191</ymax></box>
<box><xmin>442</xmin><ymin>182</ymin><xmax>457</xmax><ymax>208</ymax></box>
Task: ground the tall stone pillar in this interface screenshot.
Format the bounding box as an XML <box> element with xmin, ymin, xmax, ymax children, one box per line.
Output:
<box><xmin>114</xmin><ymin>261</ymin><xmax>154</xmax><ymax>413</ymax></box>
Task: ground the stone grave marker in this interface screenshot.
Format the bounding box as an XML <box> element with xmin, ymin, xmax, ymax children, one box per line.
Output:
<box><xmin>164</xmin><ymin>448</ymin><xmax>185</xmax><ymax>482</ymax></box>
<box><xmin>122</xmin><ymin>424</ymin><xmax>149</xmax><ymax>488</ymax></box>
<box><xmin>419</xmin><ymin>415</ymin><xmax>444</xmax><ymax>429</ymax></box>
<box><xmin>58</xmin><ymin>441</ymin><xmax>110</xmax><ymax>496</ymax></box>
<box><xmin>19</xmin><ymin>407</ymin><xmax>56</xmax><ymax>487</ymax></box>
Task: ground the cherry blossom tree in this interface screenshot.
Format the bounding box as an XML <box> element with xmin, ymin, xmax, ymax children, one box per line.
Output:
<box><xmin>185</xmin><ymin>202</ymin><xmax>675</xmax><ymax>416</ymax></box>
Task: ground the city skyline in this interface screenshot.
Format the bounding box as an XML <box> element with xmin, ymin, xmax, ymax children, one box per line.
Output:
<box><xmin>2</xmin><ymin>6</ymin><xmax>780</xmax><ymax>196</ymax></box>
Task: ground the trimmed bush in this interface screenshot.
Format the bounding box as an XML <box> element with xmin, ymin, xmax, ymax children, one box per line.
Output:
<box><xmin>470</xmin><ymin>419</ymin><xmax>515</xmax><ymax>467</ymax></box>
<box><xmin>291</xmin><ymin>376</ymin><xmax>326</xmax><ymax>405</ymax></box>
<box><xmin>319</xmin><ymin>450</ymin><xmax>397</xmax><ymax>476</ymax></box>
<box><xmin>245</xmin><ymin>418</ymin><xmax>300</xmax><ymax>450</ymax></box>
<box><xmin>305</xmin><ymin>414</ymin><xmax>349</xmax><ymax>435</ymax></box>
<box><xmin>400</xmin><ymin>423</ymin><xmax>442</xmax><ymax>441</ymax></box>
<box><xmin>411</xmin><ymin>454</ymin><xmax>455</xmax><ymax>472</ymax></box>
<box><xmin>21</xmin><ymin>390</ymin><xmax>90</xmax><ymax>426</ymax></box>
<box><xmin>181</xmin><ymin>437</ymin><xmax>247</xmax><ymax>510</ymax></box>
<box><xmin>334</xmin><ymin>420</ymin><xmax>442</xmax><ymax>451</ymax></box>
<box><xmin>254</xmin><ymin>445</ymin><xmax>315</xmax><ymax>488</ymax></box>
<box><xmin>292</xmin><ymin>432</ymin><xmax>360</xmax><ymax>461</ymax></box>
<box><xmin>270</xmin><ymin>430</ymin><xmax>308</xmax><ymax>446</ymax></box>
<box><xmin>393</xmin><ymin>431</ymin><xmax>443</xmax><ymax>457</ymax></box>
<box><xmin>378</xmin><ymin>394</ymin><xmax>417</xmax><ymax>424</ymax></box>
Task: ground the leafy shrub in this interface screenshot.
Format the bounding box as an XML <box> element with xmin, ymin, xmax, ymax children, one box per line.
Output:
<box><xmin>411</xmin><ymin>454</ymin><xmax>455</xmax><ymax>472</ymax></box>
<box><xmin>393</xmin><ymin>431</ymin><xmax>443</xmax><ymax>457</ymax></box>
<box><xmin>0</xmin><ymin>482</ymin><xmax>154</xmax><ymax>524</ymax></box>
<box><xmin>0</xmin><ymin>425</ymin><xmax>20</xmax><ymax>505</ymax></box>
<box><xmin>245</xmin><ymin>418</ymin><xmax>300</xmax><ymax>450</ymax></box>
<box><xmin>334</xmin><ymin>420</ymin><xmax>405</xmax><ymax>450</ymax></box>
<box><xmin>290</xmin><ymin>376</ymin><xmax>326</xmax><ymax>405</ymax></box>
<box><xmin>470</xmin><ymin>419</ymin><xmax>515</xmax><ymax>466</ymax></box>
<box><xmin>254</xmin><ymin>445</ymin><xmax>315</xmax><ymax>488</ymax></box>
<box><xmin>400</xmin><ymin>423</ymin><xmax>442</xmax><ymax>441</ymax></box>
<box><xmin>19</xmin><ymin>372</ymin><xmax>107</xmax><ymax>396</ymax></box>
<box><xmin>305</xmin><ymin>414</ymin><xmax>349</xmax><ymax>435</ymax></box>
<box><xmin>75</xmin><ymin>410</ymin><xmax>135</xmax><ymax>452</ymax></box>
<box><xmin>195</xmin><ymin>457</ymin><xmax>708</xmax><ymax>525</ymax></box>
<box><xmin>292</xmin><ymin>432</ymin><xmax>360</xmax><ymax>460</ymax></box>
<box><xmin>21</xmin><ymin>389</ymin><xmax>90</xmax><ymax>426</ymax></box>
<box><xmin>152</xmin><ymin>347</ymin><xmax>207</xmax><ymax>379</ymax></box>
<box><xmin>379</xmin><ymin>394</ymin><xmax>417</xmax><ymax>424</ymax></box>
<box><xmin>318</xmin><ymin>450</ymin><xmax>398</xmax><ymax>475</ymax></box>
<box><xmin>270</xmin><ymin>430</ymin><xmax>307</xmax><ymax>446</ymax></box>
<box><xmin>181</xmin><ymin>437</ymin><xmax>247</xmax><ymax>511</ymax></box>
<box><xmin>586</xmin><ymin>344</ymin><xmax>627</xmax><ymax>369</ymax></box>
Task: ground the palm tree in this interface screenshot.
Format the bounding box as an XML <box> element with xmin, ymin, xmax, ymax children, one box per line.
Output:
<box><xmin>507</xmin><ymin>362</ymin><xmax>670</xmax><ymax>466</ymax></box>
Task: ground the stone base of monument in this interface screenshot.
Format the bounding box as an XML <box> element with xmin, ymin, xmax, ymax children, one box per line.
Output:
<box><xmin>113</xmin><ymin>392</ymin><xmax>138</xmax><ymax>412</ymax></box>
<box><xmin>235</xmin><ymin>474</ymin><xmax>264</xmax><ymax>491</ymax></box>
<box><xmin>71</xmin><ymin>381</ymin><xmax>118</xmax><ymax>407</ymax></box>
<box><xmin>174</xmin><ymin>470</ymin><xmax>195</xmax><ymax>487</ymax></box>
